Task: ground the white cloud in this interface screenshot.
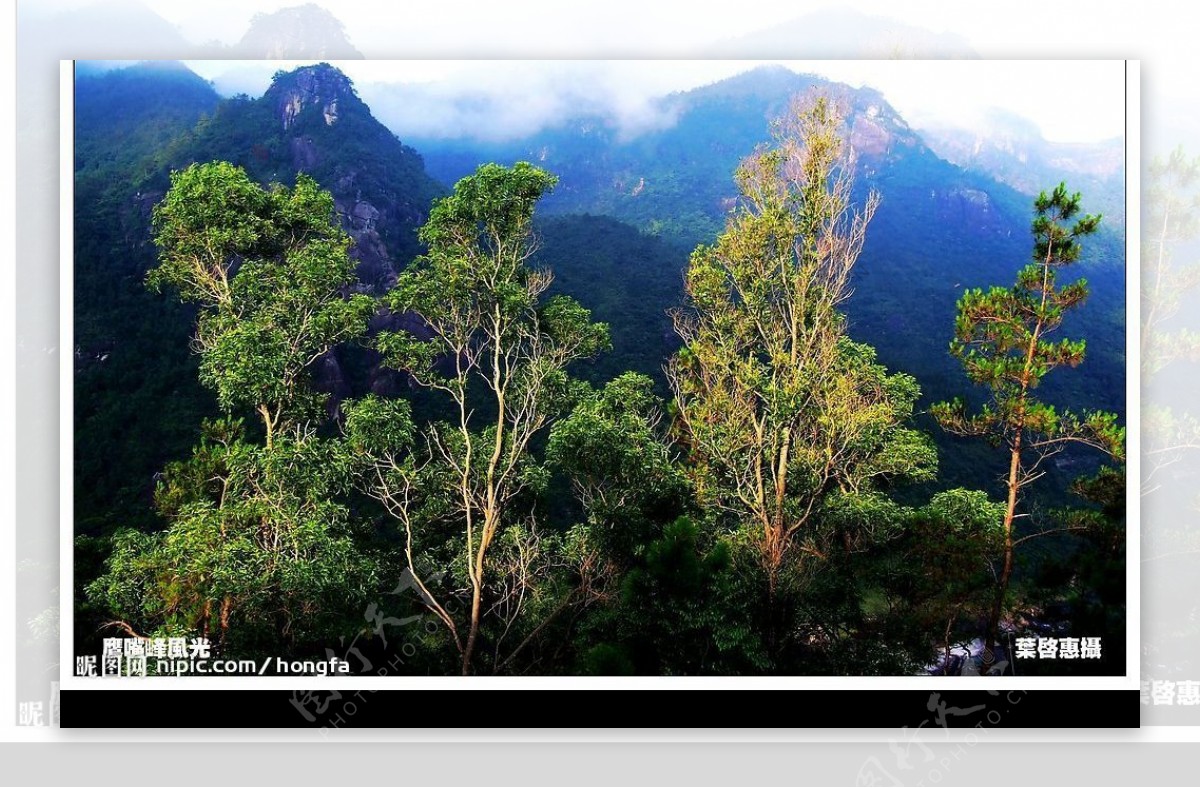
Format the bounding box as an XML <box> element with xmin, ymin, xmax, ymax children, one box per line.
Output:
<box><xmin>181</xmin><ymin>58</ymin><xmax>1125</xmax><ymax>144</ymax></box>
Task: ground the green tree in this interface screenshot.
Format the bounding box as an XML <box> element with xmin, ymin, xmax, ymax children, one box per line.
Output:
<box><xmin>363</xmin><ymin>162</ymin><xmax>611</xmax><ymax>674</ymax></box>
<box><xmin>899</xmin><ymin>490</ymin><xmax>1005</xmax><ymax>670</ymax></box>
<box><xmin>1140</xmin><ymin>149</ymin><xmax>1200</xmax><ymax>670</ymax></box>
<box><xmin>667</xmin><ymin>94</ymin><xmax>936</xmax><ymax>649</ymax></box>
<box><xmin>931</xmin><ymin>183</ymin><xmax>1125</xmax><ymax>661</ymax></box>
<box><xmin>547</xmin><ymin>373</ymin><xmax>688</xmax><ymax>562</ymax></box>
<box><xmin>1143</xmin><ymin>148</ymin><xmax>1200</xmax><ymax>373</ymax></box>
<box><xmin>89</xmin><ymin>418</ymin><xmax>380</xmax><ymax>652</ymax></box>
<box><xmin>88</xmin><ymin>162</ymin><xmax>379</xmax><ymax>651</ymax></box>
<box><xmin>148</xmin><ymin>161</ymin><xmax>376</xmax><ymax>444</ymax></box>
<box><xmin>577</xmin><ymin>516</ymin><xmax>752</xmax><ymax>675</ymax></box>
<box><xmin>548</xmin><ymin>375</ymin><xmax>762</xmax><ymax>674</ymax></box>
<box><xmin>1058</xmin><ymin>467</ymin><xmax>1127</xmax><ymax>637</ymax></box>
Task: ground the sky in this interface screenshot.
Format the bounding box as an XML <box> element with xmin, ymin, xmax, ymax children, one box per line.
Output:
<box><xmin>21</xmin><ymin>0</ymin><xmax>1180</xmax><ymax>149</ymax></box>
<box><xmin>19</xmin><ymin>0</ymin><xmax>1143</xmax><ymax>145</ymax></box>
<box><xmin>176</xmin><ymin>59</ymin><xmax>1127</xmax><ymax>144</ymax></box>
<box><xmin>28</xmin><ymin>0</ymin><xmax>1145</xmax><ymax>60</ymax></box>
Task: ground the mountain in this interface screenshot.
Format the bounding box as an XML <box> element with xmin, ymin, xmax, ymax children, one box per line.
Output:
<box><xmin>19</xmin><ymin>0</ymin><xmax>193</xmax><ymax>61</ymax></box>
<box><xmin>537</xmin><ymin>215</ymin><xmax>686</xmax><ymax>394</ymax></box>
<box><xmin>75</xmin><ymin>61</ymin><xmax>443</xmax><ymax>290</ymax></box>
<box><xmin>73</xmin><ymin>61</ymin><xmax>1126</xmax><ymax>530</ymax></box>
<box><xmin>72</xmin><ymin>62</ymin><xmax>444</xmax><ymax>533</ymax></box>
<box><xmin>74</xmin><ymin>61</ymin><xmax>220</xmax><ymax>183</ymax></box>
<box><xmin>413</xmin><ymin>67</ymin><xmax>899</xmax><ymax>244</ymax></box>
<box><xmin>25</xmin><ymin>2</ymin><xmax>364</xmax><ymax>59</ymax></box>
<box><xmin>230</xmin><ymin>4</ymin><xmax>364</xmax><ymax>59</ymax></box>
<box><xmin>918</xmin><ymin>108</ymin><xmax>1126</xmax><ymax>225</ymax></box>
<box><xmin>411</xmin><ymin>66</ymin><xmax>1113</xmax><ymax>254</ymax></box>
<box><xmin>70</xmin><ymin>61</ymin><xmax>1130</xmax><ymax>679</ymax></box>
<box><xmin>411</xmin><ymin>65</ymin><xmax>1127</xmax><ymax>492</ymax></box>
<box><xmin>73</xmin><ymin>62</ymin><xmax>225</xmax><ymax>533</ymax></box>
<box><xmin>148</xmin><ymin>63</ymin><xmax>444</xmax><ymax>290</ymax></box>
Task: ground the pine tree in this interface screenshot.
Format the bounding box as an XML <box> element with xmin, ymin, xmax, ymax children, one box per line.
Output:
<box><xmin>932</xmin><ymin>183</ymin><xmax>1125</xmax><ymax>664</ymax></box>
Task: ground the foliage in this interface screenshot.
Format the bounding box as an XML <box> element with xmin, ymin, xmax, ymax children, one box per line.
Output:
<box><xmin>73</xmin><ymin>65</ymin><xmax>222</xmax><ymax>538</ymax></box>
<box><xmin>72</xmin><ymin>63</ymin><xmax>1129</xmax><ymax>677</ymax></box>
<box><xmin>576</xmin><ymin>517</ymin><xmax>771</xmax><ymax>675</ymax></box>
<box><xmin>669</xmin><ymin>95</ymin><xmax>937</xmax><ymax>617</ymax></box>
<box><xmin>892</xmin><ymin>489</ymin><xmax>1005</xmax><ymax>666</ymax></box>
<box><xmin>167</xmin><ymin>64</ymin><xmax>444</xmax><ymax>281</ymax></box>
<box><xmin>932</xmin><ymin>182</ymin><xmax>1125</xmax><ymax>657</ymax></box>
<box><xmin>1143</xmin><ymin>148</ymin><xmax>1200</xmax><ymax>374</ymax></box>
<box><xmin>74</xmin><ymin>62</ymin><xmax>220</xmax><ymax>193</ymax></box>
<box><xmin>1142</xmin><ymin>149</ymin><xmax>1200</xmax><ymax>509</ymax></box>
<box><xmin>72</xmin><ymin>62</ymin><xmax>444</xmax><ymax>539</ymax></box>
<box><xmin>548</xmin><ymin>373</ymin><xmax>688</xmax><ymax>561</ymax></box>
<box><xmin>360</xmin><ymin>162</ymin><xmax>612</xmax><ymax>674</ymax></box>
<box><xmin>415</xmin><ymin>66</ymin><xmax>1128</xmax><ymax>499</ymax></box>
<box><xmin>86</xmin><ymin>166</ymin><xmax>381</xmax><ymax>653</ymax></box>
<box><xmin>535</xmin><ymin>215</ymin><xmax>686</xmax><ymax>395</ymax></box>
<box><xmin>88</xmin><ymin>419</ymin><xmax>381</xmax><ymax>652</ymax></box>
<box><xmin>149</xmin><ymin>162</ymin><xmax>376</xmax><ymax>436</ymax></box>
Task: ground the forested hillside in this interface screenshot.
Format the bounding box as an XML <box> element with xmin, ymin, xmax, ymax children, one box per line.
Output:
<box><xmin>72</xmin><ymin>62</ymin><xmax>1127</xmax><ymax>678</ymax></box>
<box><xmin>413</xmin><ymin>65</ymin><xmax>1126</xmax><ymax>492</ymax></box>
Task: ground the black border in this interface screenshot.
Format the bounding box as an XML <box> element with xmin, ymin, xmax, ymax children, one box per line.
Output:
<box><xmin>60</xmin><ymin>689</ymin><xmax>1140</xmax><ymax>728</ymax></box>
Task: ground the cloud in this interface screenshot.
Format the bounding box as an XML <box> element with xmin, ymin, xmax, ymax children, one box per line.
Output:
<box><xmin>184</xmin><ymin>58</ymin><xmax>1124</xmax><ymax>147</ymax></box>
<box><xmin>356</xmin><ymin>62</ymin><xmax>686</xmax><ymax>142</ymax></box>
<box><xmin>187</xmin><ymin>59</ymin><xmax>715</xmax><ymax>142</ymax></box>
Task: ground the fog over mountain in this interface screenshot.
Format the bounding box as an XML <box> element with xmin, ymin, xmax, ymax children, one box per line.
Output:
<box><xmin>37</xmin><ymin>2</ymin><xmax>1123</xmax><ymax>148</ymax></box>
<box><xmin>178</xmin><ymin>59</ymin><xmax>1124</xmax><ymax>150</ymax></box>
<box><xmin>916</xmin><ymin>107</ymin><xmax>1125</xmax><ymax>223</ymax></box>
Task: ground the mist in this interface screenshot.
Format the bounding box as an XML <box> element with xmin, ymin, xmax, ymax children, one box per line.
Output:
<box><xmin>179</xmin><ymin>58</ymin><xmax>1125</xmax><ymax>147</ymax></box>
<box><xmin>358</xmin><ymin>62</ymin><xmax>685</xmax><ymax>142</ymax></box>
<box><xmin>191</xmin><ymin>60</ymin><xmax>739</xmax><ymax>143</ymax></box>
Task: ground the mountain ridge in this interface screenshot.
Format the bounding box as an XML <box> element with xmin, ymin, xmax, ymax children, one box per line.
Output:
<box><xmin>72</xmin><ymin>61</ymin><xmax>1126</xmax><ymax>525</ymax></box>
<box><xmin>404</xmin><ymin>63</ymin><xmax>1125</xmax><ymax>495</ymax></box>
<box><xmin>917</xmin><ymin>106</ymin><xmax>1125</xmax><ymax>224</ymax></box>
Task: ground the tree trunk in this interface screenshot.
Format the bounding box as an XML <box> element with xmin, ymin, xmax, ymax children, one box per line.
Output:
<box><xmin>460</xmin><ymin>312</ymin><xmax>509</xmax><ymax>676</ymax></box>
<box><xmin>462</xmin><ymin>508</ymin><xmax>498</xmax><ymax>676</ymax></box>
<box><xmin>943</xmin><ymin>613</ymin><xmax>955</xmax><ymax>672</ymax></box>
<box><xmin>462</xmin><ymin>581</ymin><xmax>483</xmax><ymax>676</ymax></box>
<box><xmin>219</xmin><ymin>595</ymin><xmax>232</xmax><ymax>650</ymax></box>
<box><xmin>765</xmin><ymin>560</ymin><xmax>779</xmax><ymax>654</ymax></box>
<box><xmin>200</xmin><ymin>598</ymin><xmax>212</xmax><ymax>640</ymax></box>
<box><xmin>986</xmin><ymin>436</ymin><xmax>1022</xmax><ymax>668</ymax></box>
<box><xmin>258</xmin><ymin>404</ymin><xmax>277</xmax><ymax>450</ymax></box>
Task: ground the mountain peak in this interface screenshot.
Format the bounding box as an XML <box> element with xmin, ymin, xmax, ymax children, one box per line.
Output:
<box><xmin>681</xmin><ymin>65</ymin><xmax>820</xmax><ymax>102</ymax></box>
<box><xmin>235</xmin><ymin>4</ymin><xmax>364</xmax><ymax>59</ymax></box>
<box><xmin>265</xmin><ymin>63</ymin><xmax>357</xmax><ymax>130</ymax></box>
